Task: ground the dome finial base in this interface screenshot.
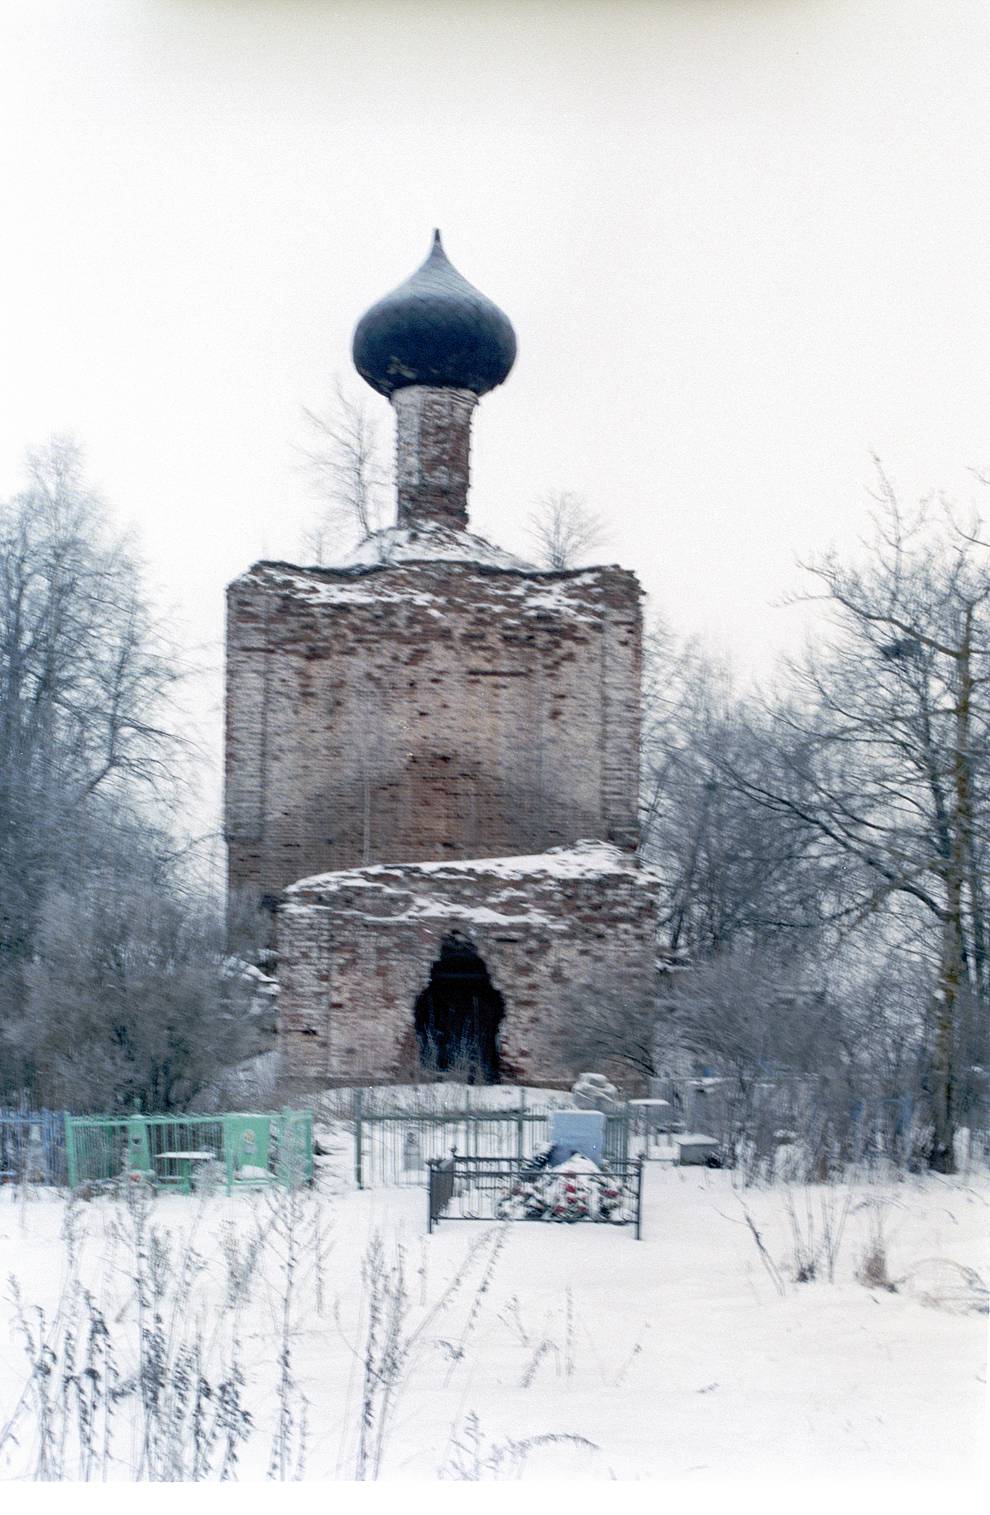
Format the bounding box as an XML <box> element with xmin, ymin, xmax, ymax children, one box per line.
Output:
<box><xmin>394</xmin><ymin>385</ymin><xmax>477</xmax><ymax>531</ymax></box>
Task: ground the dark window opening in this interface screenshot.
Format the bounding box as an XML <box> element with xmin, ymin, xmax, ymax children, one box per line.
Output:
<box><xmin>414</xmin><ymin>935</ymin><xmax>505</xmax><ymax>1085</ymax></box>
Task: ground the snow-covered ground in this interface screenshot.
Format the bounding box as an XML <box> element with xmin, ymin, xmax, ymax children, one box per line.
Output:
<box><xmin>0</xmin><ymin>1149</ymin><xmax>986</xmax><ymax>1481</ymax></box>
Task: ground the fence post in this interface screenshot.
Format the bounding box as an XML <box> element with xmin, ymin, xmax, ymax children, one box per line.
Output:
<box><xmin>65</xmin><ymin>1114</ymin><xmax>77</xmax><ymax>1190</ymax></box>
<box><xmin>354</xmin><ymin>1087</ymin><xmax>364</xmax><ymax>1190</ymax></box>
<box><xmin>635</xmin><ymin>1154</ymin><xmax>644</xmax><ymax>1241</ymax></box>
<box><xmin>46</xmin><ymin>1110</ymin><xmax>65</xmax><ymax>1187</ymax></box>
<box><xmin>222</xmin><ymin>1114</ymin><xmax>233</xmax><ymax>1194</ymax></box>
<box><xmin>517</xmin><ymin>1087</ymin><xmax>526</xmax><ymax>1161</ymax></box>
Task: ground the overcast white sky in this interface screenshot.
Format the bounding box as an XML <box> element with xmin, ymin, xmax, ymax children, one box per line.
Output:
<box><xmin>3</xmin><ymin>0</ymin><xmax>990</xmax><ymax>832</ymax></box>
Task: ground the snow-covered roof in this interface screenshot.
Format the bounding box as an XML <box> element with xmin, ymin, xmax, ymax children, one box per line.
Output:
<box><xmin>236</xmin><ymin>562</ymin><xmax>618</xmax><ymax>622</ymax></box>
<box><xmin>234</xmin><ymin>538</ymin><xmax>638</xmax><ymax>625</ymax></box>
<box><xmin>285</xmin><ymin>840</ymin><xmax>661</xmax><ymax>898</ymax></box>
<box><xmin>338</xmin><ymin>523</ymin><xmax>534</xmax><ymax>570</ymax></box>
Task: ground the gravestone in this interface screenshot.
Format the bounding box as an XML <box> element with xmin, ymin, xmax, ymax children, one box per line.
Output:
<box><xmin>125</xmin><ymin>1117</ymin><xmax>152</xmax><ymax>1180</ymax></box>
<box><xmin>549</xmin><ymin>1110</ymin><xmax>606</xmax><ymax>1166</ymax></box>
<box><xmin>25</xmin><ymin>1123</ymin><xmax>46</xmax><ymax>1184</ymax></box>
<box><xmin>675</xmin><ymin>1134</ymin><xmax>719</xmax><ymax>1166</ymax></box>
<box><xmin>571</xmin><ymin>1073</ymin><xmax>620</xmax><ymax>1113</ymax></box>
<box><xmin>403</xmin><ymin>1129</ymin><xmax>423</xmax><ymax>1171</ymax></box>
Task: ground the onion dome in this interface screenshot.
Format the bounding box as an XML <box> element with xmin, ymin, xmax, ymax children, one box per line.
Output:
<box><xmin>352</xmin><ymin>230</ymin><xmax>517</xmax><ymax>399</ymax></box>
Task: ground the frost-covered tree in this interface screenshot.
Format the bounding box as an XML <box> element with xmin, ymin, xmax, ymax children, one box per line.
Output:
<box><xmin>639</xmin><ymin>620</ymin><xmax>830</xmax><ymax>959</ymax></box>
<box><xmin>0</xmin><ymin>439</ymin><xmax>184</xmax><ymax>1028</ymax></box>
<box><xmin>23</xmin><ymin>812</ymin><xmax>258</xmax><ymax>1112</ymax></box>
<box><xmin>525</xmin><ymin>490</ymin><xmax>605</xmax><ymax>570</ymax></box>
<box><xmin>718</xmin><ymin>479</ymin><xmax>990</xmax><ymax>1169</ymax></box>
<box><xmin>299</xmin><ymin>379</ymin><xmax>390</xmax><ymax>563</ymax></box>
<box><xmin>0</xmin><ymin>440</ymin><xmax>252</xmax><ymax>1109</ymax></box>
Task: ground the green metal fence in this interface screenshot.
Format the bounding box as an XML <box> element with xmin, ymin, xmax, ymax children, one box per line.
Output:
<box><xmin>65</xmin><ymin>1109</ymin><xmax>313</xmax><ymax>1194</ymax></box>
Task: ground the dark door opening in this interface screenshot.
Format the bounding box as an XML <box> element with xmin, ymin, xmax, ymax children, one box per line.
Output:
<box><xmin>414</xmin><ymin>935</ymin><xmax>505</xmax><ymax>1084</ymax></box>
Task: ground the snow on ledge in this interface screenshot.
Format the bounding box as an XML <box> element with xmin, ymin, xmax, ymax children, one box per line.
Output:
<box><xmin>237</xmin><ymin>540</ymin><xmax>632</xmax><ymax>622</ymax></box>
<box><xmin>338</xmin><ymin>524</ymin><xmax>534</xmax><ymax>571</ymax></box>
<box><xmin>239</xmin><ymin>563</ymin><xmax>444</xmax><ymax>611</ymax></box>
<box><xmin>284</xmin><ymin>840</ymin><xmax>658</xmax><ymax>898</ymax></box>
<box><xmin>279</xmin><ymin>896</ymin><xmax>560</xmax><ymax>928</ymax></box>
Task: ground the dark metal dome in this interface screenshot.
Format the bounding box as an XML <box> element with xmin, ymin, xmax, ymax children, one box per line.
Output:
<box><xmin>352</xmin><ymin>231</ymin><xmax>517</xmax><ymax>398</ymax></box>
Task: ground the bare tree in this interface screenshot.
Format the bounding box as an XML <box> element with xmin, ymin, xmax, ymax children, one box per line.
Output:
<box><xmin>300</xmin><ymin>379</ymin><xmax>390</xmax><ymax>563</ymax></box>
<box><xmin>666</xmin><ymin>949</ymin><xmax>826</xmax><ymax>1092</ymax></box>
<box><xmin>639</xmin><ymin>620</ymin><xmax>831</xmax><ymax>959</ymax></box>
<box><xmin>655</xmin><ymin>943</ymin><xmax>942</xmax><ymax>1174</ymax></box>
<box><xmin>556</xmin><ymin>958</ymin><xmax>669</xmax><ymax>1095</ymax></box>
<box><xmin>525</xmin><ymin>490</ymin><xmax>606</xmax><ymax>570</ymax></box>
<box><xmin>717</xmin><ymin>477</ymin><xmax>990</xmax><ymax>1170</ymax></box>
<box><xmin>0</xmin><ymin>439</ymin><xmax>183</xmax><ymax>797</ymax></box>
<box><xmin>0</xmin><ymin>438</ymin><xmax>189</xmax><ymax>1097</ymax></box>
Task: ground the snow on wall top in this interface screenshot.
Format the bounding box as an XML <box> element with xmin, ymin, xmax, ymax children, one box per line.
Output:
<box><xmin>284</xmin><ymin>840</ymin><xmax>659</xmax><ymax>899</ymax></box>
<box><xmin>279</xmin><ymin>896</ymin><xmax>561</xmax><ymax>929</ymax></box>
<box><xmin>339</xmin><ymin>523</ymin><xmax>533</xmax><ymax>570</ymax></box>
<box><xmin>234</xmin><ymin>551</ymin><xmax>632</xmax><ymax>621</ymax></box>
<box><xmin>236</xmin><ymin>563</ymin><xmax>445</xmax><ymax>612</ymax></box>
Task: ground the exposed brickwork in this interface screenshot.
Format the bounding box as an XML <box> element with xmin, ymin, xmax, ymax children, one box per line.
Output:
<box><xmin>225</xmin><ymin>556</ymin><xmax>643</xmax><ymax>919</ymax></box>
<box><xmin>225</xmin><ymin>303</ymin><xmax>659</xmax><ymax>1085</ymax></box>
<box><xmin>393</xmin><ymin>386</ymin><xmax>476</xmax><ymax>528</ymax></box>
<box><xmin>276</xmin><ymin>843</ymin><xmax>660</xmax><ymax>1090</ymax></box>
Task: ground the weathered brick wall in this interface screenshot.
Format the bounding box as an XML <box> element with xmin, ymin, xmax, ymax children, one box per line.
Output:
<box><xmin>393</xmin><ymin>386</ymin><xmax>476</xmax><ymax>528</ymax></box>
<box><xmin>275</xmin><ymin>842</ymin><xmax>660</xmax><ymax>1089</ymax></box>
<box><xmin>225</xmin><ymin>556</ymin><xmax>642</xmax><ymax>915</ymax></box>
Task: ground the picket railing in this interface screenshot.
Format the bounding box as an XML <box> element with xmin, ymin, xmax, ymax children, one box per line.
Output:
<box><xmin>348</xmin><ymin>1089</ymin><xmax>632</xmax><ymax>1188</ymax></box>
<box><xmin>0</xmin><ymin>1110</ymin><xmax>67</xmax><ymax>1185</ymax></box>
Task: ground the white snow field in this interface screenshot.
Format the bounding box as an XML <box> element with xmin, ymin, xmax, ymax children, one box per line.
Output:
<box><xmin>0</xmin><ymin>1149</ymin><xmax>986</xmax><ymax>1482</ymax></box>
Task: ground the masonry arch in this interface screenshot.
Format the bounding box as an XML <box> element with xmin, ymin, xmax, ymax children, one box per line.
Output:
<box><xmin>414</xmin><ymin>934</ymin><xmax>505</xmax><ymax>1084</ymax></box>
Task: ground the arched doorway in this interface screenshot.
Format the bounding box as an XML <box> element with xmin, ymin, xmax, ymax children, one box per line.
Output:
<box><xmin>414</xmin><ymin>935</ymin><xmax>505</xmax><ymax>1084</ymax></box>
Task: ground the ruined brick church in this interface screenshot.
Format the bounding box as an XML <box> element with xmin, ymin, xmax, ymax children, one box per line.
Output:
<box><xmin>225</xmin><ymin>232</ymin><xmax>660</xmax><ymax>1090</ymax></box>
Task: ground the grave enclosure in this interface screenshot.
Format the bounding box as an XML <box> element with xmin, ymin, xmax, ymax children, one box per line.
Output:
<box><xmin>64</xmin><ymin>1110</ymin><xmax>313</xmax><ymax>1194</ymax></box>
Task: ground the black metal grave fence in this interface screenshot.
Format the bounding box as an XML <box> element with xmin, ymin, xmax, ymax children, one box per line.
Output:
<box><xmin>427</xmin><ymin>1153</ymin><xmax>645</xmax><ymax>1238</ymax></box>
